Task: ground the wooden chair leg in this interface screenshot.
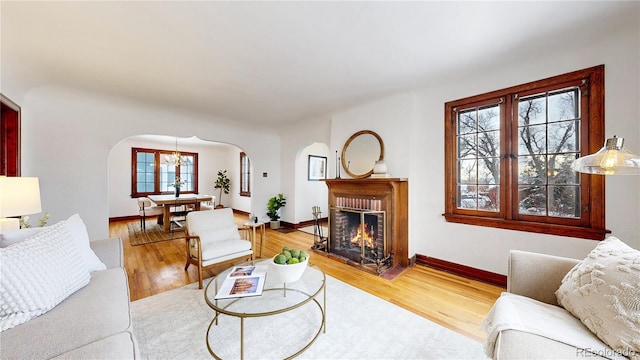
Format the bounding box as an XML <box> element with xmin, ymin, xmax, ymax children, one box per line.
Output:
<box><xmin>198</xmin><ymin>265</ymin><xmax>203</xmax><ymax>289</ymax></box>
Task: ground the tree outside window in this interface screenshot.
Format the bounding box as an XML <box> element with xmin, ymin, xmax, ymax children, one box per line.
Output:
<box><xmin>444</xmin><ymin>65</ymin><xmax>607</xmax><ymax>240</ymax></box>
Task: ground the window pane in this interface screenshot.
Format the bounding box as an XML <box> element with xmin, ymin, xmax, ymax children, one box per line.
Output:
<box><xmin>458</xmin><ymin>134</ymin><xmax>476</xmax><ymax>158</ymax></box>
<box><xmin>548</xmin><ymin>185</ymin><xmax>580</xmax><ymax>218</ymax></box>
<box><xmin>478</xmin><ymin>105</ymin><xmax>500</xmax><ymax>131</ymax></box>
<box><xmin>458</xmin><ymin>109</ymin><xmax>476</xmax><ymax>134</ymax></box>
<box><xmin>517</xmin><ymin>88</ymin><xmax>580</xmax><ymax>218</ymax></box>
<box><xmin>548</xmin><ymin>154</ymin><xmax>580</xmax><ymax>185</ymax></box>
<box><xmin>457</xmin><ymin>185</ymin><xmax>477</xmax><ymax>209</ymax></box>
<box><xmin>548</xmin><ymin>89</ymin><xmax>578</xmax><ymax>122</ymax></box>
<box><xmin>455</xmin><ymin>103</ymin><xmax>500</xmax><ymax>213</ymax></box>
<box><xmin>458</xmin><ymin>159</ymin><xmax>477</xmax><ymax>184</ymax></box>
<box><xmin>548</xmin><ymin>120</ymin><xmax>579</xmax><ymax>154</ymax></box>
<box><xmin>478</xmin><ymin>158</ymin><xmax>499</xmax><ymax>184</ymax></box>
<box><xmin>518</xmin><ymin>95</ymin><xmax>546</xmax><ymax>125</ymax></box>
<box><xmin>135</xmin><ymin>151</ymin><xmax>155</xmax><ymax>194</ymax></box>
<box><xmin>518</xmin><ymin>155</ymin><xmax>546</xmax><ymax>184</ymax></box>
<box><xmin>519</xmin><ymin>124</ymin><xmax>547</xmax><ymax>155</ymax></box>
<box><xmin>519</xmin><ymin>185</ymin><xmax>547</xmax><ymax>216</ymax></box>
<box><xmin>479</xmin><ymin>130</ymin><xmax>500</xmax><ymax>157</ymax></box>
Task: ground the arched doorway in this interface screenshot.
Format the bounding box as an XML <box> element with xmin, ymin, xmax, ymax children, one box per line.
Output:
<box><xmin>107</xmin><ymin>135</ymin><xmax>253</xmax><ymax>220</ymax></box>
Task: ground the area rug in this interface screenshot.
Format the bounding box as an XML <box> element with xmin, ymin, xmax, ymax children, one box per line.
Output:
<box><xmin>127</xmin><ymin>221</ymin><xmax>184</xmax><ymax>246</ymax></box>
<box><xmin>131</xmin><ymin>275</ymin><xmax>488</xmax><ymax>359</ymax></box>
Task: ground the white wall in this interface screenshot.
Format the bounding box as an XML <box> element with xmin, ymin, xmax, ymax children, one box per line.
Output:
<box><xmin>19</xmin><ymin>86</ymin><xmax>280</xmax><ymax>239</ymax></box>
<box><xmin>279</xmin><ymin>15</ymin><xmax>640</xmax><ymax>275</ymax></box>
<box><xmin>295</xmin><ymin>143</ymin><xmax>330</xmax><ymax>223</ymax></box>
<box><xmin>279</xmin><ymin>115</ymin><xmax>332</xmax><ymax>225</ymax></box>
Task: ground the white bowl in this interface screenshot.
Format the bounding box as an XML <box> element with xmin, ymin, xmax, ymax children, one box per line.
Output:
<box><xmin>269</xmin><ymin>255</ymin><xmax>309</xmax><ymax>283</ymax></box>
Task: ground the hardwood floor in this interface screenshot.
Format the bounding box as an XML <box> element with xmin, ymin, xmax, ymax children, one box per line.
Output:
<box><xmin>109</xmin><ymin>216</ymin><xmax>504</xmax><ymax>342</ymax></box>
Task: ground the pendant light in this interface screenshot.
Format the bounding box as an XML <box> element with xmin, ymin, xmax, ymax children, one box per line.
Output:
<box><xmin>571</xmin><ymin>135</ymin><xmax>640</xmax><ymax>175</ymax></box>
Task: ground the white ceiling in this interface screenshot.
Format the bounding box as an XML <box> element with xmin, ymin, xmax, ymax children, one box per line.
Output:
<box><xmin>1</xmin><ymin>1</ymin><xmax>636</xmax><ymax>126</ymax></box>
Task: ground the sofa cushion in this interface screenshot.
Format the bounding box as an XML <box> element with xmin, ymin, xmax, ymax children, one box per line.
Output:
<box><xmin>200</xmin><ymin>238</ymin><xmax>251</xmax><ymax>261</ymax></box>
<box><xmin>0</xmin><ymin>268</ymin><xmax>133</xmax><ymax>359</ymax></box>
<box><xmin>0</xmin><ymin>221</ymin><xmax>90</xmax><ymax>331</ymax></box>
<box><xmin>556</xmin><ymin>236</ymin><xmax>640</xmax><ymax>359</ymax></box>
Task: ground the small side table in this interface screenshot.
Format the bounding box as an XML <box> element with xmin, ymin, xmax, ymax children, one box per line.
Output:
<box><xmin>243</xmin><ymin>221</ymin><xmax>266</xmax><ymax>257</ymax></box>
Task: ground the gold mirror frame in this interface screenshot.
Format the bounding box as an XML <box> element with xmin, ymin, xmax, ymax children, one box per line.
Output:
<box><xmin>341</xmin><ymin>130</ymin><xmax>384</xmax><ymax>179</ymax></box>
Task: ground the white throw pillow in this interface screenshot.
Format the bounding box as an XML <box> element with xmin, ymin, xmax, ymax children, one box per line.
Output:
<box><xmin>64</xmin><ymin>214</ymin><xmax>106</xmax><ymax>272</ymax></box>
<box><xmin>0</xmin><ymin>227</ymin><xmax>45</xmax><ymax>248</ymax></box>
<box><xmin>0</xmin><ymin>220</ymin><xmax>90</xmax><ymax>331</ymax></box>
<box><xmin>556</xmin><ymin>236</ymin><xmax>640</xmax><ymax>359</ymax></box>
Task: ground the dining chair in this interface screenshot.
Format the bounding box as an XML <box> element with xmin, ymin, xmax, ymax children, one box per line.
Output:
<box><xmin>170</xmin><ymin>197</ymin><xmax>197</xmax><ymax>231</ymax></box>
<box><xmin>137</xmin><ymin>198</ymin><xmax>164</xmax><ymax>232</ymax></box>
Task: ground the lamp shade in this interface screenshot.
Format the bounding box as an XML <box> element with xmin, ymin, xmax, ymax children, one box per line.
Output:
<box><xmin>0</xmin><ymin>177</ymin><xmax>42</xmax><ymax>217</ymax></box>
<box><xmin>571</xmin><ymin>136</ymin><xmax>640</xmax><ymax>175</ymax></box>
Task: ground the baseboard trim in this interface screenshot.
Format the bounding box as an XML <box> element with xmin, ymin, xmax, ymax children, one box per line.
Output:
<box><xmin>416</xmin><ymin>254</ymin><xmax>506</xmax><ymax>288</ymax></box>
<box><xmin>109</xmin><ymin>215</ymin><xmax>138</xmax><ymax>222</ymax></box>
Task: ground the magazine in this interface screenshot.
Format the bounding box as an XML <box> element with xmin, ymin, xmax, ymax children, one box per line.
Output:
<box><xmin>214</xmin><ymin>266</ymin><xmax>266</xmax><ymax>300</ymax></box>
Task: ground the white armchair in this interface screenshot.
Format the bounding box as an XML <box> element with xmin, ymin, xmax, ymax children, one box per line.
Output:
<box><xmin>184</xmin><ymin>208</ymin><xmax>253</xmax><ymax>288</ymax></box>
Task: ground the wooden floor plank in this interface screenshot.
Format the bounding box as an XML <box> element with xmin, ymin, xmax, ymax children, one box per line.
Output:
<box><xmin>110</xmin><ymin>216</ymin><xmax>504</xmax><ymax>342</ymax></box>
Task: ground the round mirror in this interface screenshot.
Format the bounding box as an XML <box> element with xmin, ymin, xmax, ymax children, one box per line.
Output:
<box><xmin>341</xmin><ymin>130</ymin><xmax>384</xmax><ymax>178</ymax></box>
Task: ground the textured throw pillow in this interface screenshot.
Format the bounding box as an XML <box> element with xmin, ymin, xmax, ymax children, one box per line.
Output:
<box><xmin>0</xmin><ymin>227</ymin><xmax>44</xmax><ymax>248</ymax></box>
<box><xmin>0</xmin><ymin>221</ymin><xmax>90</xmax><ymax>331</ymax></box>
<box><xmin>64</xmin><ymin>214</ymin><xmax>106</xmax><ymax>272</ymax></box>
<box><xmin>556</xmin><ymin>237</ymin><xmax>640</xmax><ymax>359</ymax></box>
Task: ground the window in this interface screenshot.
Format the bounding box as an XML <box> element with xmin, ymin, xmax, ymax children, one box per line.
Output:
<box><xmin>131</xmin><ymin>147</ymin><xmax>198</xmax><ymax>197</ymax></box>
<box><xmin>444</xmin><ymin>65</ymin><xmax>608</xmax><ymax>240</ymax></box>
<box><xmin>240</xmin><ymin>152</ymin><xmax>251</xmax><ymax>196</ymax></box>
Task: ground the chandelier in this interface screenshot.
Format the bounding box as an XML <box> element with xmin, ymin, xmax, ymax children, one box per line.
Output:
<box><xmin>165</xmin><ymin>137</ymin><xmax>186</xmax><ymax>167</ymax></box>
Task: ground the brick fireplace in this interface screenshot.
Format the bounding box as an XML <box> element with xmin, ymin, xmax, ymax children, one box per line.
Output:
<box><xmin>318</xmin><ymin>178</ymin><xmax>408</xmax><ymax>275</ymax></box>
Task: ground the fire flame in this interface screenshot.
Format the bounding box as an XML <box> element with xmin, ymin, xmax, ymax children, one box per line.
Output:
<box><xmin>350</xmin><ymin>223</ymin><xmax>375</xmax><ymax>248</ymax></box>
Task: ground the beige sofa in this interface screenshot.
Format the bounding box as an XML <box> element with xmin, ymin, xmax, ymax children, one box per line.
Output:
<box><xmin>0</xmin><ymin>237</ymin><xmax>138</xmax><ymax>359</ymax></box>
<box><xmin>482</xmin><ymin>250</ymin><xmax>625</xmax><ymax>359</ymax></box>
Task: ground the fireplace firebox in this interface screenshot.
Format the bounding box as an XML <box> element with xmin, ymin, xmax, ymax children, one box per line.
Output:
<box><xmin>329</xmin><ymin>207</ymin><xmax>390</xmax><ymax>272</ymax></box>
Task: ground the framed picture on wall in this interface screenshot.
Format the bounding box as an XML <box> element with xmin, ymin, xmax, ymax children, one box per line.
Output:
<box><xmin>308</xmin><ymin>155</ymin><xmax>327</xmax><ymax>181</ymax></box>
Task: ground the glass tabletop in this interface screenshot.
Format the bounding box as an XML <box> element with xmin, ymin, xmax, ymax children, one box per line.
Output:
<box><xmin>204</xmin><ymin>258</ymin><xmax>325</xmax><ymax>316</ymax></box>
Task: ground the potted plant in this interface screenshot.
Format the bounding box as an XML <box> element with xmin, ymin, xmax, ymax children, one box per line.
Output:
<box><xmin>171</xmin><ymin>177</ymin><xmax>185</xmax><ymax>197</ymax></box>
<box><xmin>214</xmin><ymin>170</ymin><xmax>230</xmax><ymax>208</ymax></box>
<box><xmin>266</xmin><ymin>193</ymin><xmax>287</xmax><ymax>230</ymax></box>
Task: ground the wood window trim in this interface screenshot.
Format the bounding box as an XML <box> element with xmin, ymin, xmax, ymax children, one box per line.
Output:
<box><xmin>1</xmin><ymin>94</ymin><xmax>21</xmax><ymax>176</ymax></box>
<box><xmin>239</xmin><ymin>152</ymin><xmax>251</xmax><ymax>197</ymax></box>
<box><xmin>444</xmin><ymin>65</ymin><xmax>608</xmax><ymax>240</ymax></box>
<box><xmin>131</xmin><ymin>147</ymin><xmax>199</xmax><ymax>197</ymax></box>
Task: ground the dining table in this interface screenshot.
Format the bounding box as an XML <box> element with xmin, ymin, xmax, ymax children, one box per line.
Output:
<box><xmin>147</xmin><ymin>194</ymin><xmax>214</xmax><ymax>231</ymax></box>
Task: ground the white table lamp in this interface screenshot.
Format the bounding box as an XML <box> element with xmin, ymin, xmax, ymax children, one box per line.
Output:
<box><xmin>0</xmin><ymin>176</ymin><xmax>42</xmax><ymax>231</ymax></box>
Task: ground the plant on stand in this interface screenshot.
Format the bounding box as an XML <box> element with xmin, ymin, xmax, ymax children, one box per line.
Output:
<box><xmin>214</xmin><ymin>170</ymin><xmax>230</xmax><ymax>208</ymax></box>
<box><xmin>266</xmin><ymin>193</ymin><xmax>287</xmax><ymax>230</ymax></box>
<box><xmin>171</xmin><ymin>176</ymin><xmax>185</xmax><ymax>197</ymax></box>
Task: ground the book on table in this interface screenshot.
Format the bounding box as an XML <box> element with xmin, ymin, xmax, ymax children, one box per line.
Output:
<box><xmin>214</xmin><ymin>266</ymin><xmax>266</xmax><ymax>300</ymax></box>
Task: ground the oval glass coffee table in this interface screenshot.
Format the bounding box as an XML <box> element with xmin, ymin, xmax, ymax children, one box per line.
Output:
<box><xmin>204</xmin><ymin>258</ymin><xmax>326</xmax><ymax>359</ymax></box>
